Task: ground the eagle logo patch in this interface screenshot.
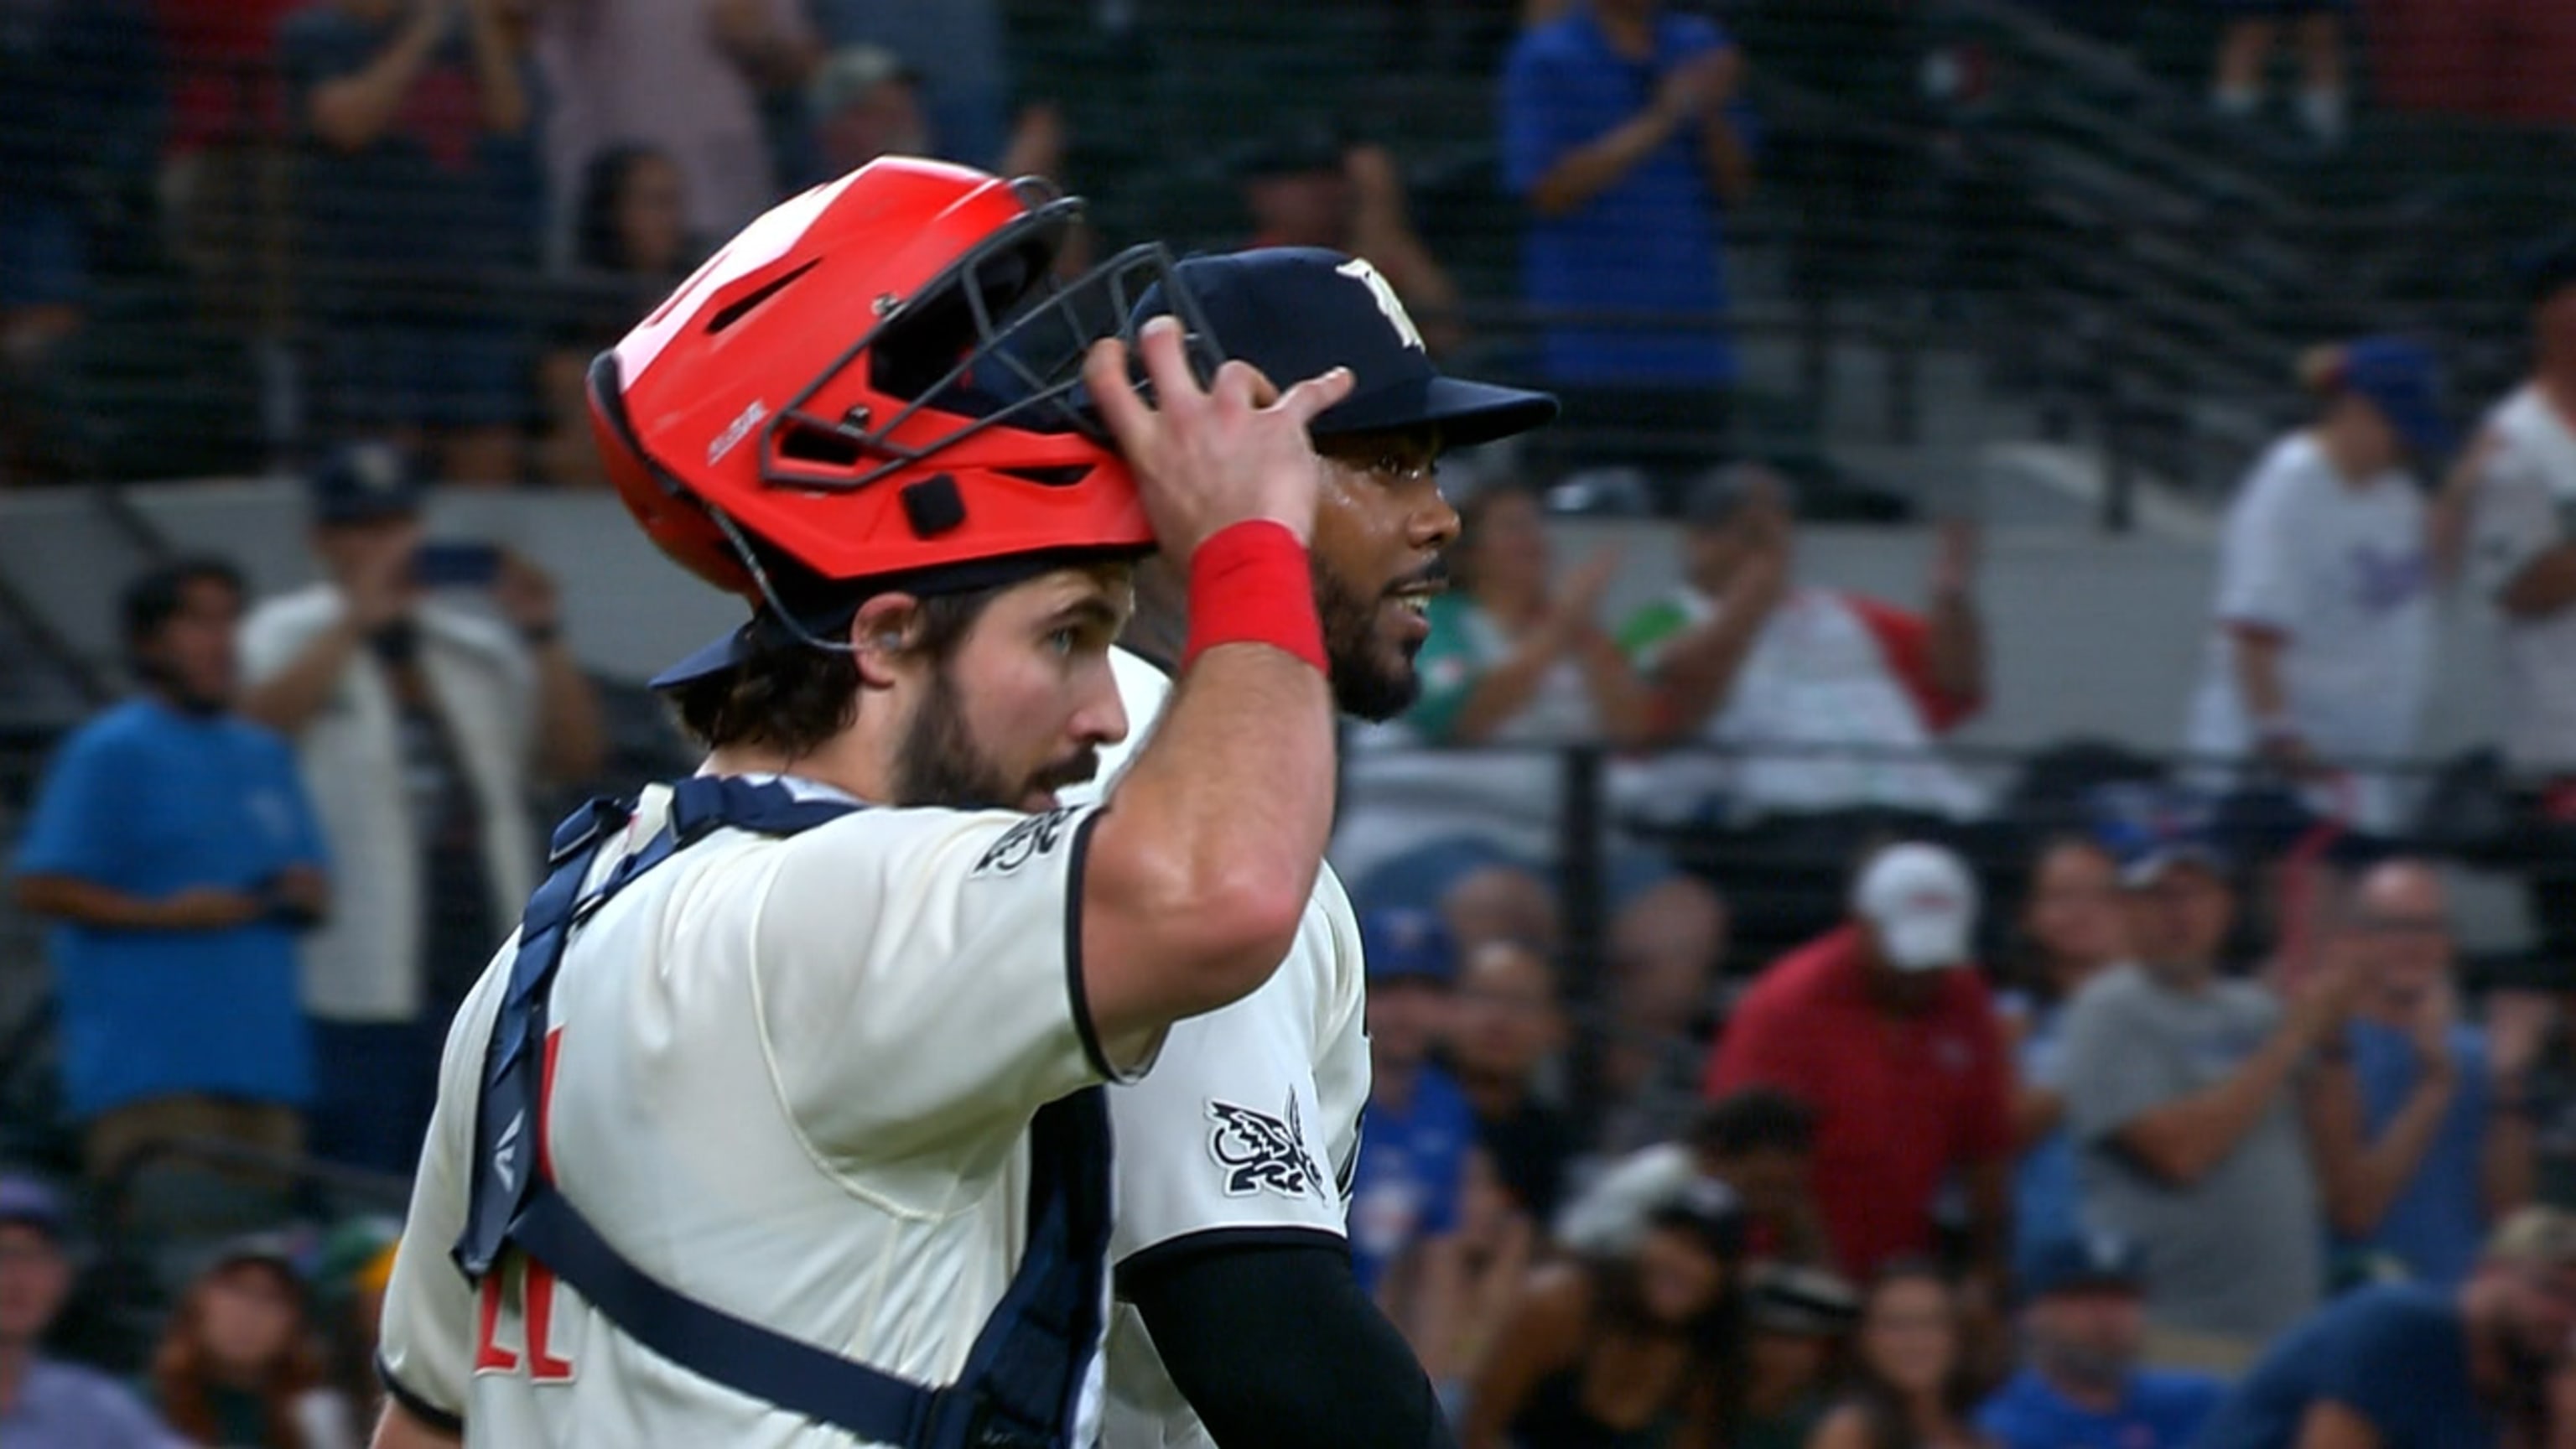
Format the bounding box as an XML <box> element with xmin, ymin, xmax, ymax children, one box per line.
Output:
<box><xmin>1206</xmin><ymin>1093</ymin><xmax>1327</xmax><ymax>1200</ymax></box>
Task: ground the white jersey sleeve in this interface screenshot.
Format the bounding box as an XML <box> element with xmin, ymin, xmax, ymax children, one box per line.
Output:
<box><xmin>1106</xmin><ymin>866</ymin><xmax>1369</xmax><ymax>1261</ymax></box>
<box><xmin>377</xmin><ymin>963</ymin><xmax>512</xmax><ymax>1427</ymax></box>
<box><xmin>751</xmin><ymin>802</ymin><xmax>1145</xmax><ymax>1161</ymax></box>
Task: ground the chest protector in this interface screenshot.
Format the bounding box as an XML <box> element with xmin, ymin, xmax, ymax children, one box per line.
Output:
<box><xmin>452</xmin><ymin>776</ymin><xmax>1113</xmax><ymax>1447</ymax></box>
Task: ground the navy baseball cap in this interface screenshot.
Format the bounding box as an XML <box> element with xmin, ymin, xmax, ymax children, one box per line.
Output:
<box><xmin>2087</xmin><ymin>782</ymin><xmax>2229</xmax><ymax>887</ymax></box>
<box><xmin>307</xmin><ymin>440</ymin><xmax>427</xmax><ymax>525</ymax></box>
<box><xmin>1132</xmin><ymin>248</ymin><xmax>1558</xmax><ymax>450</ymax></box>
<box><xmin>2338</xmin><ymin>336</ymin><xmax>2454</xmax><ymax>461</ymax></box>
<box><xmin>2023</xmin><ymin>1232</ymin><xmax>2148</xmax><ymax>1298</ymax></box>
<box><xmin>1360</xmin><ymin>906</ymin><xmax>1456</xmax><ymax>985</ymax></box>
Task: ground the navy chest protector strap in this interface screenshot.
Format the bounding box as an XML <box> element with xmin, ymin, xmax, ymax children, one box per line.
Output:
<box><xmin>450</xmin><ymin>776</ymin><xmax>1113</xmax><ymax>1448</ymax></box>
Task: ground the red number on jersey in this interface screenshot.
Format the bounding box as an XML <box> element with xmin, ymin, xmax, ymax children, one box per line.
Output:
<box><xmin>473</xmin><ymin>1028</ymin><xmax>575</xmax><ymax>1381</ymax></box>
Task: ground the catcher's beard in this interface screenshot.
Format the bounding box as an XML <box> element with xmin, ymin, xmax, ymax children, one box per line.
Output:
<box><xmin>893</xmin><ymin>661</ymin><xmax>1098</xmax><ymax>811</ymax></box>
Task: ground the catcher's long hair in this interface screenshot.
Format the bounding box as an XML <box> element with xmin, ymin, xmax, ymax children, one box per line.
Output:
<box><xmin>151</xmin><ymin>1257</ymin><xmax>330</xmax><ymax>1449</ymax></box>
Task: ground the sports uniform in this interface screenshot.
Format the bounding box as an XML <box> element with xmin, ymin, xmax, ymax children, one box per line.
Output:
<box><xmin>1068</xmin><ymin>652</ymin><xmax>1372</xmax><ymax>1449</ymax></box>
<box><xmin>371</xmin><ymin>160</ymin><xmax>1357</xmax><ymax>1448</ymax></box>
<box><xmin>378</xmin><ymin>780</ymin><xmax>1130</xmax><ymax>1445</ymax></box>
<box><xmin>1072</xmin><ymin>249</ymin><xmax>1557</xmax><ymax>1449</ymax></box>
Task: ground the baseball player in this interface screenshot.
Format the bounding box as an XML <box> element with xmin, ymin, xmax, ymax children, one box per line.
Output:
<box><xmin>1061</xmin><ymin>248</ymin><xmax>1559</xmax><ymax>1449</ymax></box>
<box><xmin>367</xmin><ymin>160</ymin><xmax>1359</xmax><ymax>1448</ymax></box>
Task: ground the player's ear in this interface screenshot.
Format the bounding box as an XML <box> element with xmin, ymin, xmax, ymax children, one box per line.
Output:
<box><xmin>850</xmin><ymin>594</ymin><xmax>924</xmax><ymax>688</ymax></box>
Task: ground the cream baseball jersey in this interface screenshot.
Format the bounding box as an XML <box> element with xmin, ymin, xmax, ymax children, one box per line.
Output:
<box><xmin>376</xmin><ymin>777</ymin><xmax>1147</xmax><ymax>1446</ymax></box>
<box><xmin>1070</xmin><ymin>649</ymin><xmax>1373</xmax><ymax>1449</ymax></box>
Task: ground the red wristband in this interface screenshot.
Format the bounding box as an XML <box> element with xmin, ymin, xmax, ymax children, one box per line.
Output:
<box><xmin>1182</xmin><ymin>520</ymin><xmax>1327</xmax><ymax>674</ymax></box>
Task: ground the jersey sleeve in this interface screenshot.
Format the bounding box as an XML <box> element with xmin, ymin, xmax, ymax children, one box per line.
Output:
<box><xmin>750</xmin><ymin>804</ymin><xmax>1147</xmax><ymax>1165</ymax></box>
<box><xmin>1107</xmin><ymin>887</ymin><xmax>1353</xmax><ymax>1270</ymax></box>
<box><xmin>376</xmin><ymin>975</ymin><xmax>509</xmax><ymax>1432</ymax></box>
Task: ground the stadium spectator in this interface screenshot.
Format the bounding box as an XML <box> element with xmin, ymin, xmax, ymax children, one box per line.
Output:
<box><xmin>1557</xmin><ymin>1088</ymin><xmax>1828</xmax><ymax>1268</ymax></box>
<box><xmin>802</xmin><ymin>43</ymin><xmax>1063</xmax><ymax>185</ymax></box>
<box><xmin>1233</xmin><ymin>122</ymin><xmax>1465</xmax><ymax>355</ymax></box>
<box><xmin>312</xmin><ymin>1214</ymin><xmax>399</xmax><ymax>1434</ymax></box>
<box><xmin>2193</xmin><ymin>1207</ymin><xmax>2576</xmax><ymax>1449</ymax></box>
<box><xmin>1994</xmin><ymin>837</ymin><xmax>2131</xmax><ymax>1285</ymax></box>
<box><xmin>2058</xmin><ymin>832</ymin><xmax>2344</xmax><ymax>1364</ymax></box>
<box><xmin>1806</xmin><ymin>1260</ymin><xmax>1989</xmax><ymax>1449</ymax></box>
<box><xmin>146</xmin><ymin>1234</ymin><xmax>350</xmax><ymax>1449</ymax></box>
<box><xmin>534</xmin><ymin>143</ymin><xmax>697</xmax><ymax>488</ymax></box>
<box><xmin>1463</xmin><ymin>1177</ymin><xmax>1749</xmax><ymax>1449</ymax></box>
<box><xmin>532</xmin><ymin>0</ymin><xmax>813</xmax><ymax>258</ymax></box>
<box><xmin>1973</xmin><ymin>1233</ymin><xmax>2225</xmax><ymax>1449</ymax></box>
<box><xmin>0</xmin><ymin>1173</ymin><xmax>182</xmax><ymax>1446</ymax></box>
<box><xmin>280</xmin><ymin>0</ymin><xmax>543</xmax><ymax>488</ymax></box>
<box><xmin>0</xmin><ymin>0</ymin><xmax>155</xmax><ymax>370</ymax></box>
<box><xmin>1454</xmin><ymin>1150</ymin><xmax>1540</xmax><ymax>1389</ymax></box>
<box><xmin>808</xmin><ymin>0</ymin><xmax>1013</xmax><ymax>174</ymax></box>
<box><xmin>2454</xmin><ymin>238</ymin><xmax>2576</xmax><ymax>993</ymax></box>
<box><xmin>2210</xmin><ymin>0</ymin><xmax>2353</xmax><ymax>148</ymax></box>
<box><xmin>1348</xmin><ymin>907</ymin><xmax>1480</xmax><ymax>1396</ymax></box>
<box><xmin>1337</xmin><ymin>479</ymin><xmax>1722</xmax><ymax>1041</ymax></box>
<box><xmin>1740</xmin><ymin>1262</ymin><xmax>1862</xmax><ymax>1449</ymax></box>
<box><xmin>12</xmin><ymin>558</ymin><xmax>328</xmax><ymax>1181</ymax></box>
<box><xmin>2308</xmin><ymin>859</ymin><xmax>2536</xmax><ymax>1289</ymax></box>
<box><xmin>238</xmin><ymin>443</ymin><xmax>604</xmax><ymax>1176</ymax></box>
<box><xmin>2184</xmin><ymin>338</ymin><xmax>2450</xmax><ymax>838</ymax></box>
<box><xmin>1707</xmin><ymin>844</ymin><xmax>2013</xmax><ymax>1293</ymax></box>
<box><xmin>1449</xmin><ymin>937</ymin><xmax>1581</xmax><ymax>1225</ymax></box>
<box><xmin>1501</xmin><ymin>0</ymin><xmax>1755</xmax><ymax>486</ymax></box>
<box><xmin>1618</xmin><ymin>464</ymin><xmax>1990</xmax><ymax>956</ymax></box>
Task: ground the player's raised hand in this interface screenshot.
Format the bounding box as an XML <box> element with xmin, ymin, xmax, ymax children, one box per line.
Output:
<box><xmin>1084</xmin><ymin>315</ymin><xmax>1353</xmax><ymax>557</ymax></box>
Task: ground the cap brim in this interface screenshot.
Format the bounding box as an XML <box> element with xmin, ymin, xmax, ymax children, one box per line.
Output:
<box><xmin>1314</xmin><ymin>374</ymin><xmax>1561</xmax><ymax>450</ymax></box>
<box><xmin>647</xmin><ymin>628</ymin><xmax>756</xmax><ymax>691</ymax></box>
<box><xmin>2122</xmin><ymin>846</ymin><xmax>2227</xmax><ymax>888</ymax></box>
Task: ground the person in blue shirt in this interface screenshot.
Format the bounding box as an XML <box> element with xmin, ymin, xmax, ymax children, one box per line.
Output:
<box><xmin>1978</xmin><ymin>1233</ymin><xmax>2226</xmax><ymax>1449</ymax></box>
<box><xmin>11</xmin><ymin>558</ymin><xmax>329</xmax><ymax>1181</ymax></box>
<box><xmin>1501</xmin><ymin>0</ymin><xmax>1754</xmax><ymax>496</ymax></box>
<box><xmin>1348</xmin><ymin>907</ymin><xmax>1481</xmax><ymax>1404</ymax></box>
<box><xmin>2306</xmin><ymin>859</ymin><xmax>2537</xmax><ymax>1291</ymax></box>
<box><xmin>0</xmin><ymin>1173</ymin><xmax>184</xmax><ymax>1447</ymax></box>
<box><xmin>2193</xmin><ymin>1207</ymin><xmax>2576</xmax><ymax>1449</ymax></box>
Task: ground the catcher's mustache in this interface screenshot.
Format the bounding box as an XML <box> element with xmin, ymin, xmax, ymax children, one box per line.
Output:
<box><xmin>1032</xmin><ymin>750</ymin><xmax>1101</xmax><ymax>792</ymax></box>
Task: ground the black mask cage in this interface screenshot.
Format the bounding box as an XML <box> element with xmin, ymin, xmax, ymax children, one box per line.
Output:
<box><xmin>760</xmin><ymin>177</ymin><xmax>1228</xmax><ymax>495</ymax></box>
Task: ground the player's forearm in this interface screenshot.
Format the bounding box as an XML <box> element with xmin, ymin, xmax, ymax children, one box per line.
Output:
<box><xmin>1084</xmin><ymin>644</ymin><xmax>1332</xmax><ymax>1031</ymax></box>
<box><xmin>1130</xmin><ymin>1243</ymin><xmax>1457</xmax><ymax>1449</ymax></box>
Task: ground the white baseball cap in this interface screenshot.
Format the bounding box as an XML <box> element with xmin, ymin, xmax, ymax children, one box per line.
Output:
<box><xmin>1852</xmin><ymin>843</ymin><xmax>1979</xmax><ymax>972</ymax></box>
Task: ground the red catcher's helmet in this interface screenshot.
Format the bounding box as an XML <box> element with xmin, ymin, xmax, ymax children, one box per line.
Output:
<box><xmin>589</xmin><ymin>158</ymin><xmax>1203</xmax><ymax>608</ymax></box>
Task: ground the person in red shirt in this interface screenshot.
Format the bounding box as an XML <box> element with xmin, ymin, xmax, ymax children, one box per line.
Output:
<box><xmin>1706</xmin><ymin>842</ymin><xmax>2013</xmax><ymax>1305</ymax></box>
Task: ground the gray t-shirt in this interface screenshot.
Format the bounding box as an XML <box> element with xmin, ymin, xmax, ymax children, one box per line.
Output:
<box><xmin>2059</xmin><ymin>963</ymin><xmax>2322</xmax><ymax>1343</ymax></box>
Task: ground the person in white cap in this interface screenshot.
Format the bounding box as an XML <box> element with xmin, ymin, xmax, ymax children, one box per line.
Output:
<box><xmin>1705</xmin><ymin>843</ymin><xmax>2013</xmax><ymax>1301</ymax></box>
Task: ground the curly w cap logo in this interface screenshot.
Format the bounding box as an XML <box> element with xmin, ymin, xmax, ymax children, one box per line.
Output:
<box><xmin>1206</xmin><ymin>1093</ymin><xmax>1327</xmax><ymax>1199</ymax></box>
<box><xmin>1337</xmin><ymin>257</ymin><xmax>1425</xmax><ymax>354</ymax></box>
